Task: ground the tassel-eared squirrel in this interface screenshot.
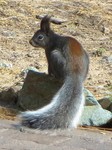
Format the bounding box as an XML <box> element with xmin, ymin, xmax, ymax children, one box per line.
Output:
<box><xmin>20</xmin><ymin>15</ymin><xmax>89</xmax><ymax>129</ymax></box>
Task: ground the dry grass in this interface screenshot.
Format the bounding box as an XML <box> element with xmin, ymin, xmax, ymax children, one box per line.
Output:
<box><xmin>0</xmin><ymin>106</ymin><xmax>17</xmax><ymax>120</ymax></box>
<box><xmin>0</xmin><ymin>0</ymin><xmax>112</xmax><ymax>97</ymax></box>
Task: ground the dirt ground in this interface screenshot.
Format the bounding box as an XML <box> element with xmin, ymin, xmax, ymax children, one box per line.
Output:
<box><xmin>0</xmin><ymin>0</ymin><xmax>112</xmax><ymax>101</ymax></box>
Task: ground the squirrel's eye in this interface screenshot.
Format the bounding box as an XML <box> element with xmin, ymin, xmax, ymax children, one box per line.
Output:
<box><xmin>38</xmin><ymin>34</ymin><xmax>44</xmax><ymax>40</ymax></box>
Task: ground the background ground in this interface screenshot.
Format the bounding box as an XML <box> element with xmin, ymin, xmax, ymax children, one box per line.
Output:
<box><xmin>0</xmin><ymin>0</ymin><xmax>112</xmax><ymax>100</ymax></box>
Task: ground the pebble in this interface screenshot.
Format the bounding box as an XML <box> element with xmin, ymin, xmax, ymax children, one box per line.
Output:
<box><xmin>1</xmin><ymin>30</ymin><xmax>16</xmax><ymax>38</ymax></box>
<box><xmin>20</xmin><ymin>67</ymin><xmax>39</xmax><ymax>78</ymax></box>
<box><xmin>0</xmin><ymin>62</ymin><xmax>12</xmax><ymax>68</ymax></box>
<box><xmin>107</xmin><ymin>56</ymin><xmax>112</xmax><ymax>63</ymax></box>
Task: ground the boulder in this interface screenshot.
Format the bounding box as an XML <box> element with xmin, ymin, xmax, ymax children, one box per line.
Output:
<box><xmin>18</xmin><ymin>70</ymin><xmax>100</xmax><ymax>110</ymax></box>
<box><xmin>80</xmin><ymin>106</ymin><xmax>112</xmax><ymax>126</ymax></box>
<box><xmin>18</xmin><ymin>70</ymin><xmax>62</xmax><ymax>110</ymax></box>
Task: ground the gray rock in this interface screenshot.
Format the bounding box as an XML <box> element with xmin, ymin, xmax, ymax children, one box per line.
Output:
<box><xmin>1</xmin><ymin>30</ymin><xmax>16</xmax><ymax>38</ymax></box>
<box><xmin>103</xmin><ymin>56</ymin><xmax>112</xmax><ymax>64</ymax></box>
<box><xmin>103</xmin><ymin>91</ymin><xmax>112</xmax><ymax>95</ymax></box>
<box><xmin>20</xmin><ymin>67</ymin><xmax>39</xmax><ymax>78</ymax></box>
<box><xmin>99</xmin><ymin>96</ymin><xmax>112</xmax><ymax>112</ymax></box>
<box><xmin>84</xmin><ymin>88</ymin><xmax>100</xmax><ymax>106</ymax></box>
<box><xmin>0</xmin><ymin>62</ymin><xmax>12</xmax><ymax>68</ymax></box>
<box><xmin>107</xmin><ymin>56</ymin><xmax>112</xmax><ymax>63</ymax></box>
<box><xmin>98</xmin><ymin>97</ymin><xmax>112</xmax><ymax>111</ymax></box>
<box><xmin>108</xmin><ymin>103</ymin><xmax>112</xmax><ymax>112</ymax></box>
<box><xmin>18</xmin><ymin>70</ymin><xmax>100</xmax><ymax>110</ymax></box>
<box><xmin>0</xmin><ymin>85</ymin><xmax>22</xmax><ymax>106</ymax></box>
<box><xmin>18</xmin><ymin>70</ymin><xmax>62</xmax><ymax>110</ymax></box>
<box><xmin>80</xmin><ymin>106</ymin><xmax>112</xmax><ymax>126</ymax></box>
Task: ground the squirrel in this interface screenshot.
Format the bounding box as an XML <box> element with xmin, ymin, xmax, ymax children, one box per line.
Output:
<box><xmin>20</xmin><ymin>15</ymin><xmax>89</xmax><ymax>129</ymax></box>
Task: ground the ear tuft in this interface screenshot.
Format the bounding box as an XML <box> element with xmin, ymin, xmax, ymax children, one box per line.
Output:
<box><xmin>40</xmin><ymin>15</ymin><xmax>51</xmax><ymax>34</ymax></box>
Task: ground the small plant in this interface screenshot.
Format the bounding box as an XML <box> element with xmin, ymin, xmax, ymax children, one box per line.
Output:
<box><xmin>92</xmin><ymin>48</ymin><xmax>106</xmax><ymax>57</ymax></box>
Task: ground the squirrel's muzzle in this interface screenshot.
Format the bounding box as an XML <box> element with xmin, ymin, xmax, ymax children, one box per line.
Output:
<box><xmin>29</xmin><ymin>39</ymin><xmax>38</xmax><ymax>47</ymax></box>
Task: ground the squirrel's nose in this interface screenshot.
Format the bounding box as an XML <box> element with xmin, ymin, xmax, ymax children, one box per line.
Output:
<box><xmin>29</xmin><ymin>39</ymin><xmax>33</xmax><ymax>45</ymax></box>
<box><xmin>29</xmin><ymin>39</ymin><xmax>38</xmax><ymax>47</ymax></box>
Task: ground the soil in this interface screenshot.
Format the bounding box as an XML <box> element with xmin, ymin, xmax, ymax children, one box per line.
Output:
<box><xmin>0</xmin><ymin>0</ymin><xmax>112</xmax><ymax>120</ymax></box>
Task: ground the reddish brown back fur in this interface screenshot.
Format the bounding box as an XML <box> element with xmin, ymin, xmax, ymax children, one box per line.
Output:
<box><xmin>68</xmin><ymin>37</ymin><xmax>83</xmax><ymax>56</ymax></box>
<box><xmin>68</xmin><ymin>37</ymin><xmax>84</xmax><ymax>74</ymax></box>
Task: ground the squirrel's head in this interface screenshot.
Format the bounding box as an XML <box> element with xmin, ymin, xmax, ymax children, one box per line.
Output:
<box><xmin>29</xmin><ymin>15</ymin><xmax>53</xmax><ymax>49</ymax></box>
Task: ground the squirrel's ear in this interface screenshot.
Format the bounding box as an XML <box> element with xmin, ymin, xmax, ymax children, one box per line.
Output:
<box><xmin>40</xmin><ymin>15</ymin><xmax>51</xmax><ymax>34</ymax></box>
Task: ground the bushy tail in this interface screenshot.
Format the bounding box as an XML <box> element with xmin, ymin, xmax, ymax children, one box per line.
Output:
<box><xmin>20</xmin><ymin>75</ymin><xmax>84</xmax><ymax>129</ymax></box>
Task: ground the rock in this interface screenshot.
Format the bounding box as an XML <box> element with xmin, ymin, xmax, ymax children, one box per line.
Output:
<box><xmin>0</xmin><ymin>62</ymin><xmax>12</xmax><ymax>68</ymax></box>
<box><xmin>84</xmin><ymin>88</ymin><xmax>100</xmax><ymax>106</ymax></box>
<box><xmin>1</xmin><ymin>30</ymin><xmax>16</xmax><ymax>38</ymax></box>
<box><xmin>9</xmin><ymin>16</ymin><xmax>20</xmax><ymax>22</ymax></box>
<box><xmin>104</xmin><ymin>91</ymin><xmax>112</xmax><ymax>95</ymax></box>
<box><xmin>80</xmin><ymin>106</ymin><xmax>112</xmax><ymax>126</ymax></box>
<box><xmin>98</xmin><ymin>97</ymin><xmax>112</xmax><ymax>111</ymax></box>
<box><xmin>107</xmin><ymin>56</ymin><xmax>112</xmax><ymax>63</ymax></box>
<box><xmin>18</xmin><ymin>70</ymin><xmax>100</xmax><ymax>110</ymax></box>
<box><xmin>20</xmin><ymin>67</ymin><xmax>39</xmax><ymax>78</ymax></box>
<box><xmin>98</xmin><ymin>97</ymin><xmax>112</xmax><ymax>113</ymax></box>
<box><xmin>18</xmin><ymin>70</ymin><xmax>62</xmax><ymax>110</ymax></box>
<box><xmin>0</xmin><ymin>85</ymin><xmax>22</xmax><ymax>106</ymax></box>
<box><xmin>102</xmin><ymin>56</ymin><xmax>112</xmax><ymax>64</ymax></box>
<box><xmin>108</xmin><ymin>103</ymin><xmax>112</xmax><ymax>113</ymax></box>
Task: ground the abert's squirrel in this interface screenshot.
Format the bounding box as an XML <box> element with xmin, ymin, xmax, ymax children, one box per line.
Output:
<box><xmin>20</xmin><ymin>15</ymin><xmax>89</xmax><ymax>129</ymax></box>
